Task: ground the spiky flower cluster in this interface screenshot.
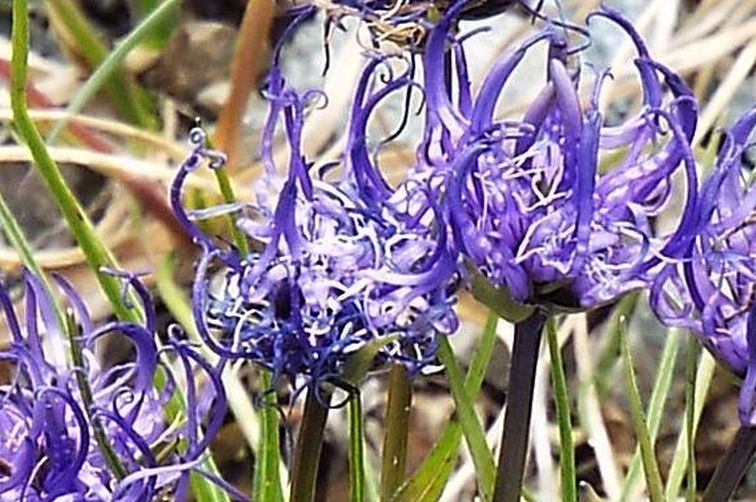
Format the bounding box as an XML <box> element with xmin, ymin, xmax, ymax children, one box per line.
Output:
<box><xmin>170</xmin><ymin>1</ymin><xmax>715</xmax><ymax>391</ymax></box>
<box><xmin>171</xmin><ymin>64</ymin><xmax>459</xmax><ymax>390</ymax></box>
<box><xmin>652</xmin><ymin>108</ymin><xmax>756</xmax><ymax>425</ymax></box>
<box><xmin>414</xmin><ymin>3</ymin><xmax>700</xmax><ymax>314</ymax></box>
<box><xmin>0</xmin><ymin>271</ymin><xmax>227</xmax><ymax>500</ymax></box>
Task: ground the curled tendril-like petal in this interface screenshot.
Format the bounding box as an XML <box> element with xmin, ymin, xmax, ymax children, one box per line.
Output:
<box><xmin>426</xmin><ymin>4</ymin><xmax>701</xmax><ymax>312</ymax></box>
<box><xmin>651</xmin><ymin>106</ymin><xmax>756</xmax><ymax>426</ymax></box>
<box><xmin>33</xmin><ymin>387</ymin><xmax>90</xmax><ymax>496</ymax></box>
<box><xmin>86</xmin><ymin>322</ymin><xmax>157</xmax><ymax>396</ymax></box>
<box><xmin>175</xmin><ymin>54</ymin><xmax>461</xmax><ymax>391</ymax></box>
<box><xmin>0</xmin><ymin>270</ymin><xmax>230</xmax><ymax>499</ymax></box>
<box><xmin>99</xmin><ymin>267</ymin><xmax>158</xmax><ymax>333</ymax></box>
<box><xmin>112</xmin><ymin>456</ymin><xmax>206</xmax><ymax>501</ymax></box>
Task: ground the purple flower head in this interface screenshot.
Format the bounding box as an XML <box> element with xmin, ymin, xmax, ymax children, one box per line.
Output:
<box><xmin>652</xmin><ymin>107</ymin><xmax>756</xmax><ymax>426</ymax></box>
<box><xmin>418</xmin><ymin>4</ymin><xmax>699</xmax><ymax>316</ymax></box>
<box><xmin>0</xmin><ymin>270</ymin><xmax>228</xmax><ymax>500</ymax></box>
<box><xmin>172</xmin><ymin>62</ymin><xmax>460</xmax><ymax>392</ymax></box>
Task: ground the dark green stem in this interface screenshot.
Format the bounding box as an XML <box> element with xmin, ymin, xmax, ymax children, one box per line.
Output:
<box><xmin>290</xmin><ymin>390</ymin><xmax>329</xmax><ymax>502</ymax></box>
<box><xmin>703</xmin><ymin>426</ymin><xmax>756</xmax><ymax>502</ymax></box>
<box><xmin>348</xmin><ymin>391</ymin><xmax>366</xmax><ymax>502</ymax></box>
<box><xmin>493</xmin><ymin>311</ymin><xmax>546</xmax><ymax>502</ymax></box>
<box><xmin>381</xmin><ymin>364</ymin><xmax>413</xmax><ymax>500</ymax></box>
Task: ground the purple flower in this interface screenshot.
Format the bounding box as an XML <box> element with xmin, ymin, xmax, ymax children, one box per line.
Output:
<box><xmin>418</xmin><ymin>4</ymin><xmax>699</xmax><ymax>315</ymax></box>
<box><xmin>651</xmin><ymin>107</ymin><xmax>756</xmax><ymax>425</ymax></box>
<box><xmin>171</xmin><ymin>63</ymin><xmax>459</xmax><ymax>391</ymax></box>
<box><xmin>0</xmin><ymin>270</ymin><xmax>228</xmax><ymax>500</ymax></box>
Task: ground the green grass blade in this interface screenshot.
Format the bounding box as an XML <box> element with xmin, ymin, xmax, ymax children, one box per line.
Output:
<box><xmin>594</xmin><ymin>294</ymin><xmax>637</xmax><ymax>396</ymax></box>
<box><xmin>44</xmin><ymin>0</ymin><xmax>157</xmax><ymax>129</ymax></box>
<box><xmin>437</xmin><ymin>335</ymin><xmax>496</xmax><ymax>501</ymax></box>
<box><xmin>665</xmin><ymin>340</ymin><xmax>715</xmax><ymax>501</ymax></box>
<box><xmin>0</xmin><ymin>190</ymin><xmax>64</xmax><ymax>326</ymax></box>
<box><xmin>397</xmin><ymin>424</ymin><xmax>460</xmax><ymax>502</ymax></box>
<box><xmin>134</xmin><ymin>0</ymin><xmax>180</xmax><ymax>48</ymax></box>
<box><xmin>48</xmin><ymin>0</ymin><xmax>181</xmax><ymax>143</ymax></box>
<box><xmin>621</xmin><ymin>327</ymin><xmax>682</xmax><ymax>501</ymax></box>
<box><xmin>546</xmin><ymin>317</ymin><xmax>577</xmax><ymax>502</ymax></box>
<box><xmin>619</xmin><ymin>317</ymin><xmax>665</xmax><ymax>502</ymax></box>
<box><xmin>685</xmin><ymin>334</ymin><xmax>699</xmax><ymax>502</ymax></box>
<box><xmin>12</xmin><ymin>0</ymin><xmax>142</xmax><ymax>324</ymax></box>
<box><xmin>394</xmin><ymin>312</ymin><xmax>497</xmax><ymax>501</ymax></box>
<box><xmin>462</xmin><ymin>313</ymin><xmax>500</xmax><ymax>397</ymax></box>
<box><xmin>190</xmin><ymin>456</ymin><xmax>231</xmax><ymax>502</ymax></box>
<box><xmin>212</xmin><ymin>166</ymin><xmax>250</xmax><ymax>255</ymax></box>
<box><xmin>349</xmin><ymin>391</ymin><xmax>366</xmax><ymax>502</ymax></box>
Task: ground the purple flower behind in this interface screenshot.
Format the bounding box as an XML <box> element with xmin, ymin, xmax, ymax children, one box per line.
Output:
<box><xmin>652</xmin><ymin>108</ymin><xmax>756</xmax><ymax>425</ymax></box>
<box><xmin>419</xmin><ymin>3</ymin><xmax>699</xmax><ymax>315</ymax></box>
<box><xmin>0</xmin><ymin>271</ymin><xmax>227</xmax><ymax>501</ymax></box>
<box><xmin>172</xmin><ymin>63</ymin><xmax>460</xmax><ymax>391</ymax></box>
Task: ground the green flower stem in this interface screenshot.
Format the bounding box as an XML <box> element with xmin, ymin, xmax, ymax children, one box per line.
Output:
<box><xmin>545</xmin><ymin>318</ymin><xmax>576</xmax><ymax>502</ymax></box>
<box><xmin>290</xmin><ymin>390</ymin><xmax>330</xmax><ymax>502</ymax></box>
<box><xmin>381</xmin><ymin>364</ymin><xmax>413</xmax><ymax>500</ymax></box>
<box><xmin>349</xmin><ymin>391</ymin><xmax>366</xmax><ymax>502</ymax></box>
<box><xmin>10</xmin><ymin>0</ymin><xmax>142</xmax><ymax>324</ymax></box>
<box><xmin>203</xmin><ymin>140</ymin><xmax>284</xmax><ymax>501</ymax></box>
<box><xmin>12</xmin><ymin>9</ymin><xmax>225</xmax><ymax>497</ymax></box>
<box><xmin>5</xmin><ymin>6</ymin><xmax>134</xmax><ymax>474</ymax></box>
<box><xmin>253</xmin><ymin>369</ymin><xmax>284</xmax><ymax>502</ymax></box>
<box><xmin>493</xmin><ymin>310</ymin><xmax>546</xmax><ymax>502</ymax></box>
<box><xmin>703</xmin><ymin>426</ymin><xmax>756</xmax><ymax>502</ymax></box>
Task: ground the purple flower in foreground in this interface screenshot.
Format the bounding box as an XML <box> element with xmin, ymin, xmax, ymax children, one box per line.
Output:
<box><xmin>0</xmin><ymin>271</ymin><xmax>227</xmax><ymax>501</ymax></box>
<box><xmin>417</xmin><ymin>3</ymin><xmax>699</xmax><ymax>314</ymax></box>
<box><xmin>652</xmin><ymin>107</ymin><xmax>756</xmax><ymax>425</ymax></box>
<box><xmin>172</xmin><ymin>65</ymin><xmax>459</xmax><ymax>390</ymax></box>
